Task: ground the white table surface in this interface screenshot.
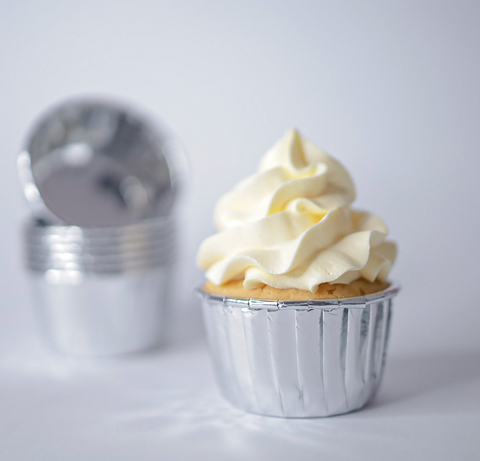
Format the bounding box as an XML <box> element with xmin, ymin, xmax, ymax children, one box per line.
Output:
<box><xmin>1</xmin><ymin>323</ymin><xmax>478</xmax><ymax>461</ymax></box>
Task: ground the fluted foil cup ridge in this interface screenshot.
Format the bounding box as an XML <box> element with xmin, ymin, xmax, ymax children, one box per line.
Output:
<box><xmin>197</xmin><ymin>283</ymin><xmax>399</xmax><ymax>418</ymax></box>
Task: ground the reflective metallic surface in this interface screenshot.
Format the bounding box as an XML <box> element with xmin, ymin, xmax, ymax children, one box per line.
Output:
<box><xmin>29</xmin><ymin>267</ymin><xmax>172</xmax><ymax>356</ymax></box>
<box><xmin>23</xmin><ymin>216</ymin><xmax>176</xmax><ymax>274</ymax></box>
<box><xmin>18</xmin><ymin>98</ymin><xmax>185</xmax><ymax>356</ymax></box>
<box><xmin>23</xmin><ymin>214</ymin><xmax>176</xmax><ymax>354</ymax></box>
<box><xmin>23</xmin><ymin>216</ymin><xmax>176</xmax><ymax>238</ymax></box>
<box><xmin>197</xmin><ymin>286</ymin><xmax>399</xmax><ymax>418</ymax></box>
<box><xmin>18</xmin><ymin>98</ymin><xmax>186</xmax><ymax>226</ymax></box>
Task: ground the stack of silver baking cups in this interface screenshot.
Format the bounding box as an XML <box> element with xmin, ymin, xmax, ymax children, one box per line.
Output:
<box><xmin>18</xmin><ymin>98</ymin><xmax>186</xmax><ymax>356</ymax></box>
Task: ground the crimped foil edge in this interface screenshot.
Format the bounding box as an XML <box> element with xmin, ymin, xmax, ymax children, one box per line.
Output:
<box><xmin>195</xmin><ymin>283</ymin><xmax>399</xmax><ymax>310</ymax></box>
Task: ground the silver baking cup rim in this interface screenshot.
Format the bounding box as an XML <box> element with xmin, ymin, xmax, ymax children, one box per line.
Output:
<box><xmin>25</xmin><ymin>250</ymin><xmax>176</xmax><ymax>274</ymax></box>
<box><xmin>23</xmin><ymin>215</ymin><xmax>175</xmax><ymax>237</ymax></box>
<box><xmin>22</xmin><ymin>214</ymin><xmax>176</xmax><ymax>272</ymax></box>
<box><xmin>24</xmin><ymin>235</ymin><xmax>175</xmax><ymax>255</ymax></box>
<box><xmin>196</xmin><ymin>284</ymin><xmax>399</xmax><ymax>310</ymax></box>
<box><xmin>196</xmin><ymin>283</ymin><xmax>399</xmax><ymax>418</ymax></box>
<box><xmin>18</xmin><ymin>97</ymin><xmax>188</xmax><ymax>226</ymax></box>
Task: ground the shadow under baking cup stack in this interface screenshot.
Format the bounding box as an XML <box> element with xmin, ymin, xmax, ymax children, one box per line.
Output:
<box><xmin>18</xmin><ymin>98</ymin><xmax>186</xmax><ymax>356</ymax></box>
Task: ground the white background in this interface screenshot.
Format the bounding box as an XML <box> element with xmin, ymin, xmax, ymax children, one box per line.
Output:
<box><xmin>1</xmin><ymin>1</ymin><xmax>479</xmax><ymax>460</ymax></box>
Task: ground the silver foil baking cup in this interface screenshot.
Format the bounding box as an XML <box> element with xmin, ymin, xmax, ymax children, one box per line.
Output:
<box><xmin>24</xmin><ymin>239</ymin><xmax>175</xmax><ymax>263</ymax></box>
<box><xmin>23</xmin><ymin>216</ymin><xmax>175</xmax><ymax>242</ymax></box>
<box><xmin>18</xmin><ymin>97</ymin><xmax>187</xmax><ymax>227</ymax></box>
<box><xmin>22</xmin><ymin>215</ymin><xmax>176</xmax><ymax>273</ymax></box>
<box><xmin>24</xmin><ymin>216</ymin><xmax>176</xmax><ymax>260</ymax></box>
<box><xmin>196</xmin><ymin>285</ymin><xmax>399</xmax><ymax>418</ymax></box>
<box><xmin>17</xmin><ymin>97</ymin><xmax>186</xmax><ymax>357</ymax></box>
<box><xmin>29</xmin><ymin>266</ymin><xmax>173</xmax><ymax>356</ymax></box>
<box><xmin>24</xmin><ymin>253</ymin><xmax>176</xmax><ymax>274</ymax></box>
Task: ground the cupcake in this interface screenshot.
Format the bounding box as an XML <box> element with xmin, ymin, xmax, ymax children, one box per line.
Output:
<box><xmin>196</xmin><ymin>129</ymin><xmax>398</xmax><ymax>417</ymax></box>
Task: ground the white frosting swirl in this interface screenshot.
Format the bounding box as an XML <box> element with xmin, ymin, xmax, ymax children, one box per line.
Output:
<box><xmin>197</xmin><ymin>129</ymin><xmax>396</xmax><ymax>292</ymax></box>
<box><xmin>214</xmin><ymin>128</ymin><xmax>355</xmax><ymax>230</ymax></box>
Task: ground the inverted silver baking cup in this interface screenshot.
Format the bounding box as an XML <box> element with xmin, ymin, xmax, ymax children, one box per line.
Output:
<box><xmin>18</xmin><ymin>98</ymin><xmax>186</xmax><ymax>227</ymax></box>
<box><xmin>197</xmin><ymin>284</ymin><xmax>399</xmax><ymax>418</ymax></box>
